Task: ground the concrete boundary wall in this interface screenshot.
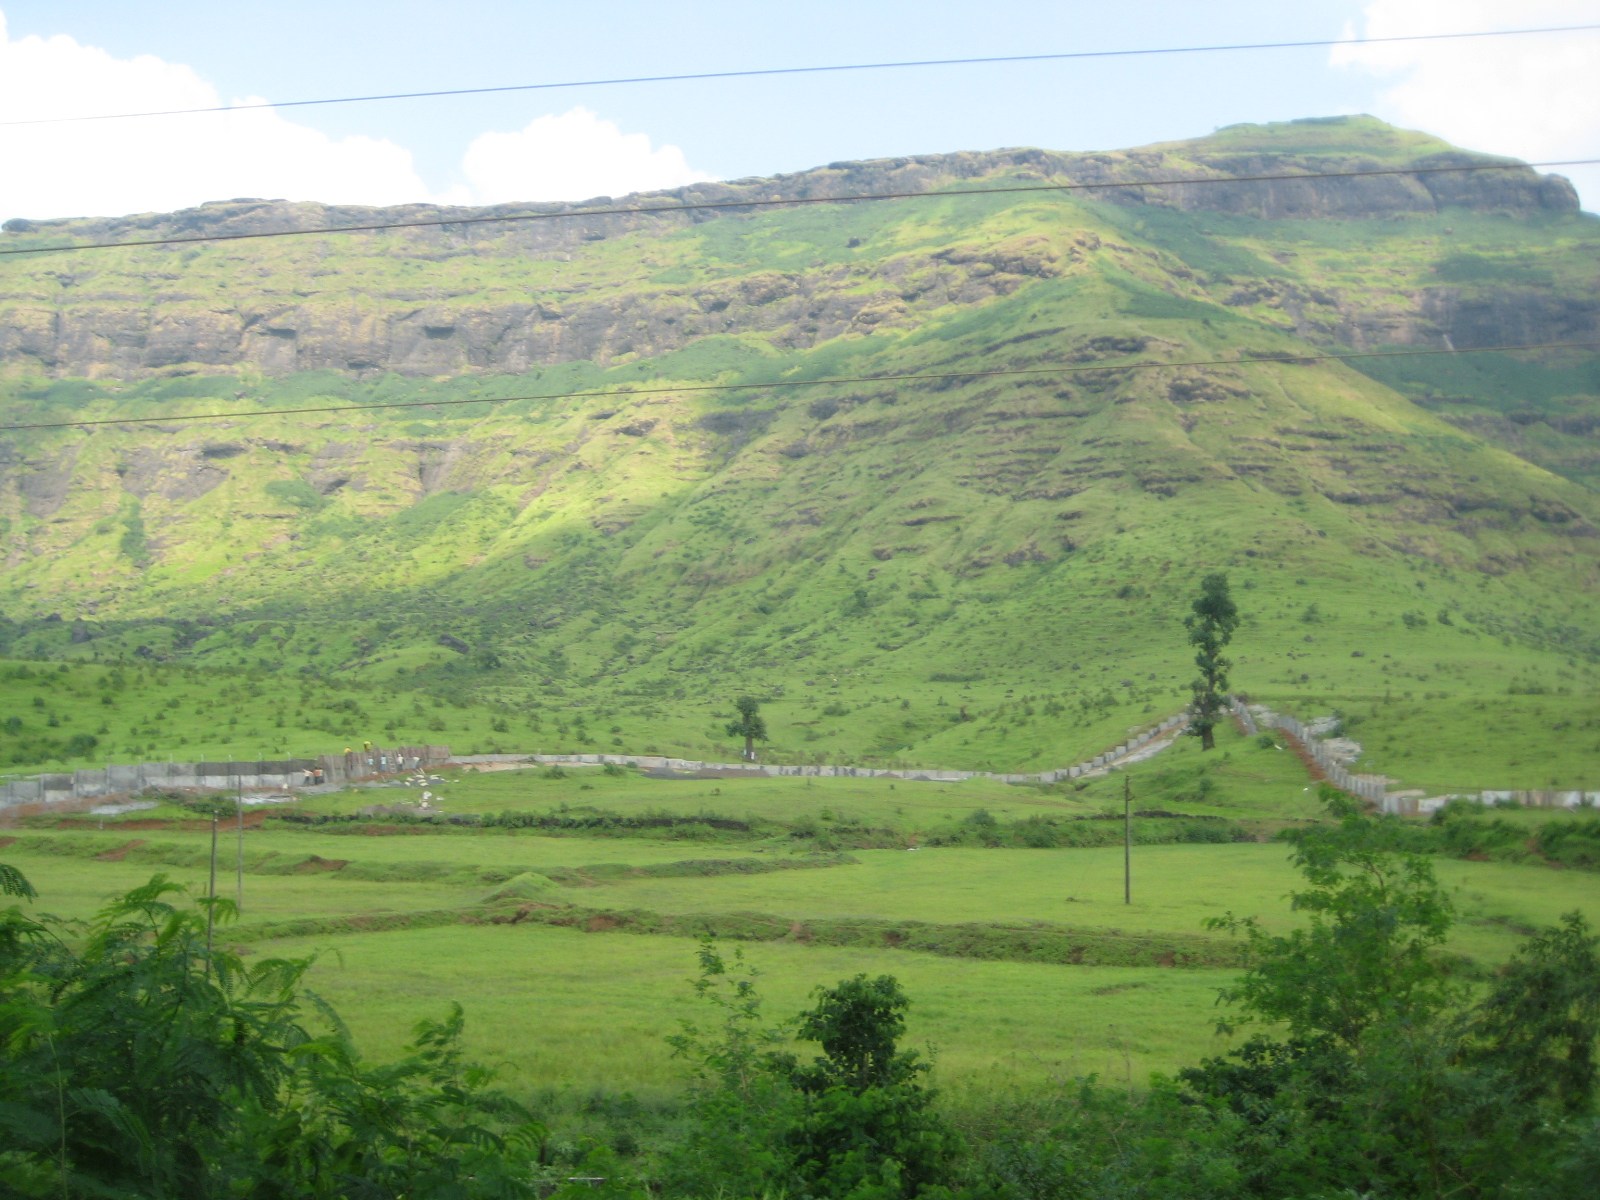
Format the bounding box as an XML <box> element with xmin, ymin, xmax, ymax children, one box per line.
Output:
<box><xmin>451</xmin><ymin>713</ymin><xmax>1192</xmax><ymax>787</ymax></box>
<box><xmin>2</xmin><ymin>712</ymin><xmax>1195</xmax><ymax>817</ymax></box>
<box><xmin>12</xmin><ymin>705</ymin><xmax>1588</xmax><ymax>820</ymax></box>
<box><xmin>0</xmin><ymin>744</ymin><xmax>450</xmax><ymax>814</ymax></box>
<box><xmin>1229</xmin><ymin>698</ymin><xmax>1595</xmax><ymax>815</ymax></box>
<box><xmin>1394</xmin><ymin>788</ymin><xmax>1600</xmax><ymax>817</ymax></box>
<box><xmin>1229</xmin><ymin>698</ymin><xmax>1387</xmax><ymax>805</ymax></box>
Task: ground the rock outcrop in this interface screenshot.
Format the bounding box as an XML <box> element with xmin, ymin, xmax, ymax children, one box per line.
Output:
<box><xmin>0</xmin><ymin>118</ymin><xmax>1583</xmax><ymax>382</ymax></box>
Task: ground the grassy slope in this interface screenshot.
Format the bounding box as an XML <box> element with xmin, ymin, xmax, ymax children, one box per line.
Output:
<box><xmin>1</xmin><ymin>119</ymin><xmax>1597</xmax><ymax>789</ymax></box>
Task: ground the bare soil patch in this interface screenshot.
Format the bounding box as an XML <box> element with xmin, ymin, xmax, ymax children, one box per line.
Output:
<box><xmin>95</xmin><ymin>840</ymin><xmax>146</xmax><ymax>861</ymax></box>
<box><xmin>291</xmin><ymin>855</ymin><xmax>348</xmax><ymax>873</ymax></box>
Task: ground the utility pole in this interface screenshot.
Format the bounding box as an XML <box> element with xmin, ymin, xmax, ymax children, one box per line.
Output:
<box><xmin>1123</xmin><ymin>773</ymin><xmax>1132</xmax><ymax>906</ymax></box>
<box><xmin>236</xmin><ymin>778</ymin><xmax>245</xmax><ymax>914</ymax></box>
<box><xmin>206</xmin><ymin>809</ymin><xmax>219</xmax><ymax>964</ymax></box>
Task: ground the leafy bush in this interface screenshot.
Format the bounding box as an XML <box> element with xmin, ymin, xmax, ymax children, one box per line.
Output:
<box><xmin>1181</xmin><ymin>791</ymin><xmax>1600</xmax><ymax>1199</ymax></box>
<box><xmin>664</xmin><ymin>943</ymin><xmax>967</xmax><ymax>1200</ymax></box>
<box><xmin>1416</xmin><ymin>802</ymin><xmax>1600</xmax><ymax>871</ymax></box>
<box><xmin>0</xmin><ymin>868</ymin><xmax>543</xmax><ymax>1198</ymax></box>
<box><xmin>924</xmin><ymin>812</ymin><xmax>1247</xmax><ymax>850</ymax></box>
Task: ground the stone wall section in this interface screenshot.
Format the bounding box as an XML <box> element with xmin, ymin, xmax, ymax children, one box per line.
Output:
<box><xmin>0</xmin><ymin>744</ymin><xmax>450</xmax><ymax>814</ymax></box>
<box><xmin>1</xmin><ymin>718</ymin><xmax>1195</xmax><ymax>816</ymax></box>
<box><xmin>1229</xmin><ymin>697</ymin><xmax>1597</xmax><ymax>814</ymax></box>
<box><xmin>17</xmin><ymin>702</ymin><xmax>1585</xmax><ymax>820</ymax></box>
<box><xmin>453</xmin><ymin>714</ymin><xmax>1192</xmax><ymax>786</ymax></box>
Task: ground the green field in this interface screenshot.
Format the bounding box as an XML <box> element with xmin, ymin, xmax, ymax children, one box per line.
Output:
<box><xmin>8</xmin><ymin>759</ymin><xmax>1599</xmax><ymax>1105</ymax></box>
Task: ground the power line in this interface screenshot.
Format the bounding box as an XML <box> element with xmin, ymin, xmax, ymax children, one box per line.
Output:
<box><xmin>3</xmin><ymin>158</ymin><xmax>1594</xmax><ymax>259</ymax></box>
<box><xmin>3</xmin><ymin>340</ymin><xmax>1594</xmax><ymax>433</ymax></box>
<box><xmin>4</xmin><ymin>24</ymin><xmax>1596</xmax><ymax>128</ymax></box>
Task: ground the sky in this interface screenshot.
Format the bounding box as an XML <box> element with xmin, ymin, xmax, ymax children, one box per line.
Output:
<box><xmin>0</xmin><ymin>1</ymin><xmax>1597</xmax><ymax>222</ymax></box>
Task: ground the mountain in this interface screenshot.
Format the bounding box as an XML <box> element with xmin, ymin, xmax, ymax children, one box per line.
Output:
<box><xmin>1</xmin><ymin>116</ymin><xmax>1597</xmax><ymax>789</ymax></box>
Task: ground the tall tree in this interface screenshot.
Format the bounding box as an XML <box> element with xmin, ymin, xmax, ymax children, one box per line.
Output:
<box><xmin>726</xmin><ymin>695</ymin><xmax>768</xmax><ymax>761</ymax></box>
<box><xmin>1186</xmin><ymin>572</ymin><xmax>1239</xmax><ymax>751</ymax></box>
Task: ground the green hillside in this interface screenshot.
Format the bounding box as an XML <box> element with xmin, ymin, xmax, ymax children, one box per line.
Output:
<box><xmin>1</xmin><ymin>117</ymin><xmax>1597</xmax><ymax>789</ymax></box>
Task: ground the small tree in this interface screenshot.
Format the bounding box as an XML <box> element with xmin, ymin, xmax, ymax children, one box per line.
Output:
<box><xmin>792</xmin><ymin>974</ymin><xmax>919</xmax><ymax>1094</ymax></box>
<box><xmin>666</xmin><ymin>952</ymin><xmax>965</xmax><ymax>1200</ymax></box>
<box><xmin>1185</xmin><ymin>572</ymin><xmax>1239</xmax><ymax>751</ymax></box>
<box><xmin>726</xmin><ymin>695</ymin><xmax>768</xmax><ymax>761</ymax></box>
<box><xmin>784</xmin><ymin>974</ymin><xmax>965</xmax><ymax>1200</ymax></box>
<box><xmin>663</xmin><ymin>940</ymin><xmax>798</xmax><ymax>1195</ymax></box>
<box><xmin>1205</xmin><ymin>792</ymin><xmax>1458</xmax><ymax>1048</ymax></box>
<box><xmin>1184</xmin><ymin>790</ymin><xmax>1600</xmax><ymax>1199</ymax></box>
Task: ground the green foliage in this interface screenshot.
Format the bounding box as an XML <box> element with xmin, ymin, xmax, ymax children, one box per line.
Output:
<box><xmin>0</xmin><ymin>874</ymin><xmax>316</xmax><ymax>1196</ymax></box>
<box><xmin>665</xmin><ymin>945</ymin><xmax>966</xmax><ymax>1200</ymax></box>
<box><xmin>661</xmin><ymin>940</ymin><xmax>800</xmax><ymax>1197</ymax></box>
<box><xmin>924</xmin><ymin>811</ymin><xmax>1248</xmax><ymax>850</ymax></box>
<box><xmin>981</xmin><ymin>1080</ymin><xmax>1246</xmax><ymax>1200</ymax></box>
<box><xmin>792</xmin><ymin>973</ymin><xmax>920</xmax><ymax>1093</ymax></box>
<box><xmin>782</xmin><ymin>974</ymin><xmax>967</xmax><ymax>1200</ymax></box>
<box><xmin>1415</xmin><ymin>802</ymin><xmax>1600</xmax><ymax>870</ymax></box>
<box><xmin>1539</xmin><ymin>817</ymin><xmax>1600</xmax><ymax>869</ymax></box>
<box><xmin>0</xmin><ymin>871</ymin><xmax>543</xmax><ymax>1198</ymax></box>
<box><xmin>232</xmin><ymin>1003</ymin><xmax>546</xmax><ymax>1200</ymax></box>
<box><xmin>1183</xmin><ymin>791</ymin><xmax>1600</xmax><ymax>1198</ymax></box>
<box><xmin>1461</xmin><ymin>911</ymin><xmax>1600</xmax><ymax>1116</ymax></box>
<box><xmin>1209</xmin><ymin>791</ymin><xmax>1457</xmax><ymax>1045</ymax></box>
<box><xmin>0</xmin><ymin>861</ymin><xmax>37</xmax><ymax>900</ymax></box>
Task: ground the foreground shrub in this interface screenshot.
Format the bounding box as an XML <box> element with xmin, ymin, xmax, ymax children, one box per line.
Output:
<box><xmin>1180</xmin><ymin>790</ymin><xmax>1600</xmax><ymax>1199</ymax></box>
<box><xmin>0</xmin><ymin>867</ymin><xmax>543</xmax><ymax>1198</ymax></box>
<box><xmin>664</xmin><ymin>941</ymin><xmax>973</xmax><ymax>1199</ymax></box>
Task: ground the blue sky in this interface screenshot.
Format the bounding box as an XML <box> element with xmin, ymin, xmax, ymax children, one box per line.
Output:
<box><xmin>2</xmin><ymin>1</ymin><xmax>1596</xmax><ymax>220</ymax></box>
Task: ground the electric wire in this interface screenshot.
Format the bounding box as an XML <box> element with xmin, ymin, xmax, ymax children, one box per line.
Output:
<box><xmin>3</xmin><ymin>339</ymin><xmax>1594</xmax><ymax>433</ymax></box>
<box><xmin>3</xmin><ymin>24</ymin><xmax>1596</xmax><ymax>127</ymax></box>
<box><xmin>3</xmin><ymin>158</ymin><xmax>1595</xmax><ymax>259</ymax></box>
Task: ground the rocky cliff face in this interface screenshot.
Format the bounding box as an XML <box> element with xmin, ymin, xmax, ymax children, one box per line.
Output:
<box><xmin>0</xmin><ymin>119</ymin><xmax>1585</xmax><ymax>383</ymax></box>
<box><xmin>0</xmin><ymin>241</ymin><xmax>1067</xmax><ymax>378</ymax></box>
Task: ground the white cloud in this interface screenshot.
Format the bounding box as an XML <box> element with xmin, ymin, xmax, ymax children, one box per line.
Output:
<box><xmin>453</xmin><ymin>107</ymin><xmax>713</xmax><ymax>205</ymax></box>
<box><xmin>0</xmin><ymin>13</ymin><xmax>431</xmax><ymax>220</ymax></box>
<box><xmin>0</xmin><ymin>16</ymin><xmax>710</xmax><ymax>222</ymax></box>
<box><xmin>1330</xmin><ymin>1</ymin><xmax>1600</xmax><ymax>210</ymax></box>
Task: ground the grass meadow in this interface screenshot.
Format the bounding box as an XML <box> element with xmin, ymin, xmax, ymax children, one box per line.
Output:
<box><xmin>7</xmin><ymin>756</ymin><xmax>1600</xmax><ymax>1107</ymax></box>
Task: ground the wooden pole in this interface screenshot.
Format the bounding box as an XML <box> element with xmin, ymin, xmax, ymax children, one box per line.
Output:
<box><xmin>1123</xmin><ymin>773</ymin><xmax>1132</xmax><ymax>906</ymax></box>
<box><xmin>206</xmin><ymin>811</ymin><xmax>218</xmax><ymax>963</ymax></box>
<box><xmin>236</xmin><ymin>779</ymin><xmax>245</xmax><ymax>914</ymax></box>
